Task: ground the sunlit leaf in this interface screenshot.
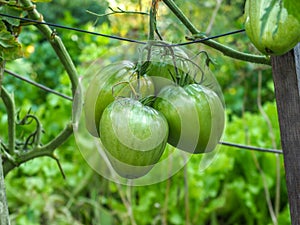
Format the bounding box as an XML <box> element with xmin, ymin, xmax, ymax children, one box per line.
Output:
<box><xmin>0</xmin><ymin>5</ymin><xmax>22</xmax><ymax>26</ymax></box>
<box><xmin>0</xmin><ymin>21</ymin><xmax>22</xmax><ymax>61</ymax></box>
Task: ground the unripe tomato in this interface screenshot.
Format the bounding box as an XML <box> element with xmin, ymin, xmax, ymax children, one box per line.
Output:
<box><xmin>245</xmin><ymin>0</ymin><xmax>300</xmax><ymax>55</ymax></box>
<box><xmin>84</xmin><ymin>61</ymin><xmax>155</xmax><ymax>137</ymax></box>
<box><xmin>99</xmin><ymin>98</ymin><xmax>169</xmax><ymax>179</ymax></box>
<box><xmin>153</xmin><ymin>84</ymin><xmax>225</xmax><ymax>154</ymax></box>
<box><xmin>145</xmin><ymin>45</ymin><xmax>194</xmax><ymax>94</ymax></box>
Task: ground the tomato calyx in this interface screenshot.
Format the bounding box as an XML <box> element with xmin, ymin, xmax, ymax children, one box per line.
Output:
<box><xmin>139</xmin><ymin>95</ymin><xmax>156</xmax><ymax>107</ymax></box>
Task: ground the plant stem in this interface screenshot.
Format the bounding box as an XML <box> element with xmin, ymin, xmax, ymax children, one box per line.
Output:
<box><xmin>0</xmin><ymin>155</ymin><xmax>10</xmax><ymax>225</ymax></box>
<box><xmin>3</xmin><ymin>123</ymin><xmax>73</xmax><ymax>176</ymax></box>
<box><xmin>19</xmin><ymin>0</ymin><xmax>79</xmax><ymax>96</ymax></box>
<box><xmin>0</xmin><ymin>62</ymin><xmax>10</xmax><ymax>225</ymax></box>
<box><xmin>0</xmin><ymin>61</ymin><xmax>3</xmax><ymax>97</ymax></box>
<box><xmin>183</xmin><ymin>158</ymin><xmax>190</xmax><ymax>225</ymax></box>
<box><xmin>148</xmin><ymin>0</ymin><xmax>157</xmax><ymax>40</ymax></box>
<box><xmin>0</xmin><ymin>87</ymin><xmax>15</xmax><ymax>155</ymax></box>
<box><xmin>162</xmin><ymin>0</ymin><xmax>270</xmax><ymax>65</ymax></box>
<box><xmin>40</xmin><ymin>123</ymin><xmax>73</xmax><ymax>152</ymax></box>
<box><xmin>205</xmin><ymin>0</ymin><xmax>223</xmax><ymax>35</ymax></box>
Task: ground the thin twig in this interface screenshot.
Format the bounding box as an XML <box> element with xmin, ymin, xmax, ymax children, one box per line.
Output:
<box><xmin>257</xmin><ymin>71</ymin><xmax>280</xmax><ymax>224</ymax></box>
<box><xmin>86</xmin><ymin>7</ymin><xmax>149</xmax><ymax>18</ymax></box>
<box><xmin>115</xmin><ymin>182</ymin><xmax>137</xmax><ymax>225</ymax></box>
<box><xmin>162</xmin><ymin>177</ymin><xmax>170</xmax><ymax>225</ymax></box>
<box><xmin>50</xmin><ymin>154</ymin><xmax>66</xmax><ymax>179</ymax></box>
<box><xmin>183</xmin><ymin>154</ymin><xmax>190</xmax><ymax>225</ymax></box>
<box><xmin>252</xmin><ymin>152</ymin><xmax>278</xmax><ymax>225</ymax></box>
<box><xmin>4</xmin><ymin>69</ymin><xmax>72</xmax><ymax>101</ymax></box>
<box><xmin>0</xmin><ymin>60</ymin><xmax>4</xmax><ymax>97</ymax></box>
<box><xmin>0</xmin><ymin>86</ymin><xmax>16</xmax><ymax>155</ymax></box>
<box><xmin>205</xmin><ymin>0</ymin><xmax>223</xmax><ymax>35</ymax></box>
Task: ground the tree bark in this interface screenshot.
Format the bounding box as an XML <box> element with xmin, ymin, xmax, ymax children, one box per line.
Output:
<box><xmin>271</xmin><ymin>43</ymin><xmax>300</xmax><ymax>225</ymax></box>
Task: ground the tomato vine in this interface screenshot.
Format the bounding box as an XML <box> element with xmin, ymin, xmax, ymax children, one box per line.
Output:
<box><xmin>0</xmin><ymin>0</ymin><xmax>279</xmax><ymax>178</ymax></box>
<box><xmin>0</xmin><ymin>0</ymin><xmax>294</xmax><ymax>223</ymax></box>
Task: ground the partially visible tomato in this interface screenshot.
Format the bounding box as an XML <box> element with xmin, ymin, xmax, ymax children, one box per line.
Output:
<box><xmin>153</xmin><ymin>84</ymin><xmax>225</xmax><ymax>154</ymax></box>
<box><xmin>245</xmin><ymin>0</ymin><xmax>300</xmax><ymax>55</ymax></box>
<box><xmin>99</xmin><ymin>98</ymin><xmax>169</xmax><ymax>179</ymax></box>
<box><xmin>144</xmin><ymin>45</ymin><xmax>195</xmax><ymax>94</ymax></box>
<box><xmin>84</xmin><ymin>61</ymin><xmax>154</xmax><ymax>137</ymax></box>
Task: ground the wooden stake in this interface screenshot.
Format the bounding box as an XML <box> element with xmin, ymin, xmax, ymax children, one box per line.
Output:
<box><xmin>271</xmin><ymin>43</ymin><xmax>300</xmax><ymax>225</ymax></box>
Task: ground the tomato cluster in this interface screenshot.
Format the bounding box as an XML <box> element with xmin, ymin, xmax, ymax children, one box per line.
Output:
<box><xmin>84</xmin><ymin>45</ymin><xmax>225</xmax><ymax>179</ymax></box>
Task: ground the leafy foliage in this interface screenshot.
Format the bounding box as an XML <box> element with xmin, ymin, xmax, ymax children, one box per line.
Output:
<box><xmin>1</xmin><ymin>0</ymin><xmax>292</xmax><ymax>224</ymax></box>
<box><xmin>3</xmin><ymin>100</ymin><xmax>289</xmax><ymax>224</ymax></box>
<box><xmin>0</xmin><ymin>21</ymin><xmax>22</xmax><ymax>61</ymax></box>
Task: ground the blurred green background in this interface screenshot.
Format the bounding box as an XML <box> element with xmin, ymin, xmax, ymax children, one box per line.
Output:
<box><xmin>1</xmin><ymin>0</ymin><xmax>289</xmax><ymax>224</ymax></box>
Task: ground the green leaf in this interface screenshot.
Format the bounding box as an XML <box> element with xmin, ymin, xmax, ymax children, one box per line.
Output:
<box><xmin>0</xmin><ymin>5</ymin><xmax>22</xmax><ymax>27</ymax></box>
<box><xmin>0</xmin><ymin>21</ymin><xmax>22</xmax><ymax>61</ymax></box>
<box><xmin>283</xmin><ymin>0</ymin><xmax>300</xmax><ymax>23</ymax></box>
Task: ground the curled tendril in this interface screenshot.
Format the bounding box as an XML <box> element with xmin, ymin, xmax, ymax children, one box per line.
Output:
<box><xmin>16</xmin><ymin>109</ymin><xmax>44</xmax><ymax>151</ymax></box>
<box><xmin>194</xmin><ymin>50</ymin><xmax>216</xmax><ymax>67</ymax></box>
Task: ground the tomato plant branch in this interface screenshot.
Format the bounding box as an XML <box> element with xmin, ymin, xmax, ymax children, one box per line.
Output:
<box><xmin>0</xmin><ymin>86</ymin><xmax>16</xmax><ymax>155</ymax></box>
<box><xmin>86</xmin><ymin>7</ymin><xmax>149</xmax><ymax>18</ymax></box>
<box><xmin>19</xmin><ymin>0</ymin><xmax>79</xmax><ymax>96</ymax></box>
<box><xmin>0</xmin><ymin>60</ymin><xmax>4</xmax><ymax>97</ymax></box>
<box><xmin>3</xmin><ymin>122</ymin><xmax>73</xmax><ymax>176</ymax></box>
<box><xmin>0</xmin><ymin>155</ymin><xmax>10</xmax><ymax>225</ymax></box>
<box><xmin>40</xmin><ymin>123</ymin><xmax>73</xmax><ymax>152</ymax></box>
<box><xmin>148</xmin><ymin>0</ymin><xmax>156</xmax><ymax>40</ymax></box>
<box><xmin>162</xmin><ymin>0</ymin><xmax>271</xmax><ymax>65</ymax></box>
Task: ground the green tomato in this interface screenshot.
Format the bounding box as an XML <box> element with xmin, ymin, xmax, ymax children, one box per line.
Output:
<box><xmin>145</xmin><ymin>46</ymin><xmax>194</xmax><ymax>94</ymax></box>
<box><xmin>99</xmin><ymin>98</ymin><xmax>169</xmax><ymax>179</ymax></box>
<box><xmin>245</xmin><ymin>0</ymin><xmax>300</xmax><ymax>55</ymax></box>
<box><xmin>84</xmin><ymin>60</ymin><xmax>155</xmax><ymax>137</ymax></box>
<box><xmin>153</xmin><ymin>84</ymin><xmax>225</xmax><ymax>154</ymax></box>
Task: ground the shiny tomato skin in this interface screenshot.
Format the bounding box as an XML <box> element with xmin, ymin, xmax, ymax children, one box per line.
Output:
<box><xmin>153</xmin><ymin>84</ymin><xmax>225</xmax><ymax>154</ymax></box>
<box><xmin>84</xmin><ymin>61</ymin><xmax>154</xmax><ymax>137</ymax></box>
<box><xmin>145</xmin><ymin>46</ymin><xmax>194</xmax><ymax>94</ymax></box>
<box><xmin>99</xmin><ymin>98</ymin><xmax>169</xmax><ymax>179</ymax></box>
<box><xmin>245</xmin><ymin>0</ymin><xmax>300</xmax><ymax>55</ymax></box>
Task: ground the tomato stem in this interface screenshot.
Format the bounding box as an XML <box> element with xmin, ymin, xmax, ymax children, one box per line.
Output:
<box><xmin>112</xmin><ymin>81</ymin><xmax>139</xmax><ymax>100</ymax></box>
<box><xmin>162</xmin><ymin>0</ymin><xmax>271</xmax><ymax>65</ymax></box>
<box><xmin>148</xmin><ymin>0</ymin><xmax>157</xmax><ymax>41</ymax></box>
